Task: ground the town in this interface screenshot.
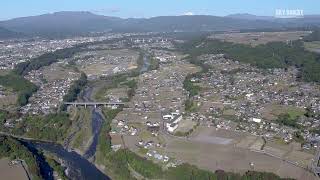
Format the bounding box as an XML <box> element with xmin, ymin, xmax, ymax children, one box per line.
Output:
<box><xmin>0</xmin><ymin>31</ymin><xmax>319</xmax><ymax>180</ymax></box>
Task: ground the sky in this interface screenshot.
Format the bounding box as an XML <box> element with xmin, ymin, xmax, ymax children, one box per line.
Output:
<box><xmin>1</xmin><ymin>0</ymin><xmax>320</xmax><ymax>20</ymax></box>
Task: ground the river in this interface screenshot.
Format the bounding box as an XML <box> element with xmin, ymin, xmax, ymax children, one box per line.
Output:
<box><xmin>16</xmin><ymin>54</ymin><xmax>151</xmax><ymax>180</ymax></box>
<box><xmin>16</xmin><ymin>85</ymin><xmax>110</xmax><ymax>180</ymax></box>
<box><xmin>140</xmin><ymin>54</ymin><xmax>151</xmax><ymax>73</ymax></box>
<box><xmin>21</xmin><ymin>140</ymin><xmax>110</xmax><ymax>180</ymax></box>
<box><xmin>83</xmin><ymin>53</ymin><xmax>151</xmax><ymax>159</ymax></box>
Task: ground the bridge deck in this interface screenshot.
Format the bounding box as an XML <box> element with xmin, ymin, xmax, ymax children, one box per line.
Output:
<box><xmin>63</xmin><ymin>102</ymin><xmax>125</xmax><ymax>105</ymax></box>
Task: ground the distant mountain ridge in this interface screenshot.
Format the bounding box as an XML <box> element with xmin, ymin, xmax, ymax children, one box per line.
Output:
<box><xmin>226</xmin><ymin>13</ymin><xmax>320</xmax><ymax>27</ymax></box>
<box><xmin>0</xmin><ymin>11</ymin><xmax>320</xmax><ymax>38</ymax></box>
<box><xmin>0</xmin><ymin>26</ymin><xmax>23</xmax><ymax>39</ymax></box>
<box><xmin>226</xmin><ymin>13</ymin><xmax>275</xmax><ymax>21</ymax></box>
<box><xmin>0</xmin><ymin>11</ymin><xmax>122</xmax><ymax>37</ymax></box>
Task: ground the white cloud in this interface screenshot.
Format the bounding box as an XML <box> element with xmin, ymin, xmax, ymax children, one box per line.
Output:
<box><xmin>183</xmin><ymin>12</ymin><xmax>194</xmax><ymax>16</ymax></box>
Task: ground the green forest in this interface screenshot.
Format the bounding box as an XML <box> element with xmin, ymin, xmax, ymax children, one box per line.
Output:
<box><xmin>13</xmin><ymin>113</ymin><xmax>71</xmax><ymax>142</ymax></box>
<box><xmin>183</xmin><ymin>74</ymin><xmax>201</xmax><ymax>97</ymax></box>
<box><xmin>62</xmin><ymin>73</ymin><xmax>88</xmax><ymax>103</ymax></box>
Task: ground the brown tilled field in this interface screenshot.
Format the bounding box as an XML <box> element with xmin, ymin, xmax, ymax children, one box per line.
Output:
<box><xmin>164</xmin><ymin>127</ymin><xmax>316</xmax><ymax>180</ymax></box>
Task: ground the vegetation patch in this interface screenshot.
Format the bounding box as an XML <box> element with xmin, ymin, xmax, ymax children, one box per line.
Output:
<box><xmin>13</xmin><ymin>113</ymin><xmax>71</xmax><ymax>142</ymax></box>
<box><xmin>276</xmin><ymin>113</ymin><xmax>301</xmax><ymax>129</ymax></box>
<box><xmin>61</xmin><ymin>72</ymin><xmax>87</xmax><ymax>110</ymax></box>
<box><xmin>148</xmin><ymin>57</ymin><xmax>160</xmax><ymax>71</ymax></box>
<box><xmin>0</xmin><ymin>73</ymin><xmax>37</xmax><ymax>106</ymax></box>
<box><xmin>45</xmin><ymin>155</ymin><xmax>68</xmax><ymax>180</ymax></box>
<box><xmin>185</xmin><ymin>99</ymin><xmax>199</xmax><ymax>112</ymax></box>
<box><xmin>71</xmin><ymin>108</ymin><xmax>92</xmax><ymax>151</ymax></box>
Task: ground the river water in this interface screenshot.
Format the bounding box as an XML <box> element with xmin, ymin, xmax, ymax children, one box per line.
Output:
<box><xmin>21</xmin><ymin>140</ymin><xmax>110</xmax><ymax>180</ymax></box>
<box><xmin>83</xmin><ymin>108</ymin><xmax>104</xmax><ymax>159</ymax></box>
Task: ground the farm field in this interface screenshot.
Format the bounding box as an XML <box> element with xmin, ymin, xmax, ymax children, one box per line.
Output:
<box><xmin>163</xmin><ymin>127</ymin><xmax>316</xmax><ymax>180</ymax></box>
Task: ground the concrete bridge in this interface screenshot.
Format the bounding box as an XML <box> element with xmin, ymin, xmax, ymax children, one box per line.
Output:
<box><xmin>63</xmin><ymin>102</ymin><xmax>125</xmax><ymax>108</ymax></box>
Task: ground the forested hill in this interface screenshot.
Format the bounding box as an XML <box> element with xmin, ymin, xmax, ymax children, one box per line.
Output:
<box><xmin>179</xmin><ymin>38</ymin><xmax>320</xmax><ymax>83</ymax></box>
<box><xmin>0</xmin><ymin>26</ymin><xmax>23</xmax><ymax>39</ymax></box>
<box><xmin>2</xmin><ymin>11</ymin><xmax>320</xmax><ymax>38</ymax></box>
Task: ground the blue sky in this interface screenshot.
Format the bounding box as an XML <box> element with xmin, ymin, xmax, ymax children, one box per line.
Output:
<box><xmin>1</xmin><ymin>0</ymin><xmax>320</xmax><ymax>20</ymax></box>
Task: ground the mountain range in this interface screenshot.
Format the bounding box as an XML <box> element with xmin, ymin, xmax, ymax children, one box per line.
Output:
<box><xmin>0</xmin><ymin>26</ymin><xmax>23</xmax><ymax>39</ymax></box>
<box><xmin>0</xmin><ymin>11</ymin><xmax>320</xmax><ymax>38</ymax></box>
